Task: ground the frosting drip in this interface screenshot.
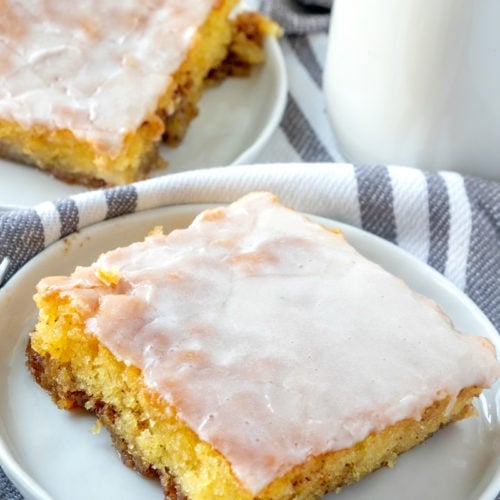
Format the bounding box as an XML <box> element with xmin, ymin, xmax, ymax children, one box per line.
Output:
<box><xmin>0</xmin><ymin>0</ymin><xmax>217</xmax><ymax>154</ymax></box>
<box><xmin>39</xmin><ymin>192</ymin><xmax>500</xmax><ymax>493</ymax></box>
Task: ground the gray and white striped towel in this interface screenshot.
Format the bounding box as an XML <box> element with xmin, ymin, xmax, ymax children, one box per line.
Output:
<box><xmin>261</xmin><ymin>0</ymin><xmax>332</xmax><ymax>34</ymax></box>
<box><xmin>1</xmin><ymin>163</ymin><xmax>498</xmax><ymax>330</ymax></box>
<box><xmin>1</xmin><ymin>0</ymin><xmax>499</xmax><ymax>499</ymax></box>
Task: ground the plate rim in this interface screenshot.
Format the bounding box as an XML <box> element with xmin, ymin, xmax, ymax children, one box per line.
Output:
<box><xmin>233</xmin><ymin>35</ymin><xmax>287</xmax><ymax>167</ymax></box>
<box><xmin>0</xmin><ymin>203</ymin><xmax>498</xmax><ymax>500</ymax></box>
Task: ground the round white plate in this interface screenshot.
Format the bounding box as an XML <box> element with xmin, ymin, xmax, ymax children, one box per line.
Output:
<box><xmin>0</xmin><ymin>36</ymin><xmax>287</xmax><ymax>209</ymax></box>
<box><xmin>0</xmin><ymin>205</ymin><xmax>498</xmax><ymax>500</ymax></box>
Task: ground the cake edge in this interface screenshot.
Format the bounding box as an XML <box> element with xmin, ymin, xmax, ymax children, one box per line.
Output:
<box><xmin>26</xmin><ymin>328</ymin><xmax>486</xmax><ymax>500</ymax></box>
<box><xmin>0</xmin><ymin>4</ymin><xmax>279</xmax><ymax>187</ymax></box>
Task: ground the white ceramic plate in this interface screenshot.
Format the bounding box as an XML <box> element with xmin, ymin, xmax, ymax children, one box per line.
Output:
<box><xmin>0</xmin><ymin>205</ymin><xmax>498</xmax><ymax>500</ymax></box>
<box><xmin>0</xmin><ymin>37</ymin><xmax>287</xmax><ymax>209</ymax></box>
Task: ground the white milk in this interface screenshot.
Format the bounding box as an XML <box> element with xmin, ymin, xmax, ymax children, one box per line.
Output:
<box><xmin>323</xmin><ymin>0</ymin><xmax>500</xmax><ymax>181</ymax></box>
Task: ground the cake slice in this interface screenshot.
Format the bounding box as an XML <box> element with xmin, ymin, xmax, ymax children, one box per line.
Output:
<box><xmin>27</xmin><ymin>192</ymin><xmax>500</xmax><ymax>499</ymax></box>
<box><xmin>0</xmin><ymin>1</ymin><xmax>279</xmax><ymax>187</ymax></box>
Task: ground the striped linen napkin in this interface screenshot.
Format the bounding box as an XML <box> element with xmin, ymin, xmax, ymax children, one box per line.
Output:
<box><xmin>0</xmin><ymin>163</ymin><xmax>499</xmax><ymax>500</ymax></box>
<box><xmin>261</xmin><ymin>0</ymin><xmax>331</xmax><ymax>33</ymax></box>
<box><xmin>1</xmin><ymin>163</ymin><xmax>498</xmax><ymax>330</ymax></box>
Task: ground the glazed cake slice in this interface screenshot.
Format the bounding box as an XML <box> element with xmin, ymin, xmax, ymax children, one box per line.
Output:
<box><xmin>0</xmin><ymin>1</ymin><xmax>278</xmax><ymax>187</ymax></box>
<box><xmin>27</xmin><ymin>193</ymin><xmax>500</xmax><ymax>499</ymax></box>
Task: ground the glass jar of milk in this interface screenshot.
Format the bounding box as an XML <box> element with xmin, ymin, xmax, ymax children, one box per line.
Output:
<box><xmin>324</xmin><ymin>0</ymin><xmax>500</xmax><ymax>181</ymax></box>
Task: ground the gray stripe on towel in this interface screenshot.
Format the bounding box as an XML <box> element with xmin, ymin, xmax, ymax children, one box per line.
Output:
<box><xmin>355</xmin><ymin>165</ymin><xmax>397</xmax><ymax>243</ymax></box>
<box><xmin>55</xmin><ymin>198</ymin><xmax>79</xmax><ymax>238</ymax></box>
<box><xmin>105</xmin><ymin>185</ymin><xmax>138</xmax><ymax>220</ymax></box>
<box><xmin>260</xmin><ymin>0</ymin><xmax>331</xmax><ymax>34</ymax></box>
<box><xmin>0</xmin><ymin>209</ymin><xmax>45</xmax><ymax>285</ymax></box>
<box><xmin>0</xmin><ymin>468</ymin><xmax>23</xmax><ymax>500</ymax></box>
<box><xmin>287</xmin><ymin>35</ymin><xmax>323</xmax><ymax>87</ymax></box>
<box><xmin>281</xmin><ymin>94</ymin><xmax>334</xmax><ymax>162</ymax></box>
<box><xmin>424</xmin><ymin>172</ymin><xmax>450</xmax><ymax>275</ymax></box>
<box><xmin>463</xmin><ymin>176</ymin><xmax>500</xmax><ymax>330</ymax></box>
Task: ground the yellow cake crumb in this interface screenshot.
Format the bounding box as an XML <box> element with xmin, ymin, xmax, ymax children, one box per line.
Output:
<box><xmin>95</xmin><ymin>267</ymin><xmax>121</xmax><ymax>286</ymax></box>
<box><xmin>91</xmin><ymin>419</ymin><xmax>103</xmax><ymax>435</ymax></box>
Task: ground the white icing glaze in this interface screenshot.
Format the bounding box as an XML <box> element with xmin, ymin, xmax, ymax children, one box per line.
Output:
<box><xmin>39</xmin><ymin>192</ymin><xmax>500</xmax><ymax>494</ymax></box>
<box><xmin>0</xmin><ymin>0</ymin><xmax>218</xmax><ymax>154</ymax></box>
